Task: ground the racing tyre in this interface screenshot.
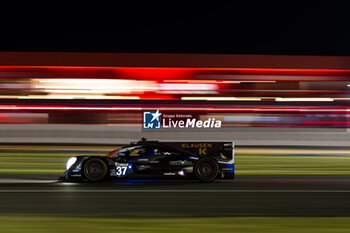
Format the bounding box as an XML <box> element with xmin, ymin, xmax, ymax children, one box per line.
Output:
<box><xmin>83</xmin><ymin>158</ymin><xmax>107</xmax><ymax>182</ymax></box>
<box><xmin>194</xmin><ymin>158</ymin><xmax>219</xmax><ymax>182</ymax></box>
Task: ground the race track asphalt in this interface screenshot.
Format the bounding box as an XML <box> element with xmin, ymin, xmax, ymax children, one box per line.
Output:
<box><xmin>0</xmin><ymin>175</ymin><xmax>349</xmax><ymax>217</ymax></box>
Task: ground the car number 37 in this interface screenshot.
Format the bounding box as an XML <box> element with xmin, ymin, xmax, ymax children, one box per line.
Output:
<box><xmin>116</xmin><ymin>166</ymin><xmax>128</xmax><ymax>176</ymax></box>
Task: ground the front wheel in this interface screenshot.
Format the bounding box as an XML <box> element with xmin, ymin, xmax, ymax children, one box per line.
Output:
<box><xmin>83</xmin><ymin>158</ymin><xmax>107</xmax><ymax>182</ymax></box>
<box><xmin>194</xmin><ymin>158</ymin><xmax>219</xmax><ymax>182</ymax></box>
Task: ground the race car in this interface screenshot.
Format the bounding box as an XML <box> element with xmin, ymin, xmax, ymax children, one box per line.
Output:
<box><xmin>59</xmin><ymin>138</ymin><xmax>235</xmax><ymax>182</ymax></box>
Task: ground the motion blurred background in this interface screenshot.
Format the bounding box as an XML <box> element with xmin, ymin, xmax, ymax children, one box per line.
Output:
<box><xmin>0</xmin><ymin>52</ymin><xmax>349</xmax><ymax>176</ymax></box>
<box><xmin>0</xmin><ymin>53</ymin><xmax>348</xmax><ymax>146</ymax></box>
<box><xmin>0</xmin><ymin>52</ymin><xmax>349</xmax><ymax>174</ymax></box>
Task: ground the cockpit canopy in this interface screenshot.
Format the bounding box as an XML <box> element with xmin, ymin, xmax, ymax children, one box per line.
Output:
<box><xmin>107</xmin><ymin>145</ymin><xmax>151</xmax><ymax>158</ymax></box>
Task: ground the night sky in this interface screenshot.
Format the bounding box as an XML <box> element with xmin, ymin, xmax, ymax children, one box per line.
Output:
<box><xmin>2</xmin><ymin>2</ymin><xmax>350</xmax><ymax>55</ymax></box>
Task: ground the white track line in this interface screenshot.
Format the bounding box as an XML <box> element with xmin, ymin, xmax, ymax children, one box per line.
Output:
<box><xmin>0</xmin><ymin>180</ymin><xmax>57</xmax><ymax>184</ymax></box>
<box><xmin>0</xmin><ymin>189</ymin><xmax>349</xmax><ymax>193</ymax></box>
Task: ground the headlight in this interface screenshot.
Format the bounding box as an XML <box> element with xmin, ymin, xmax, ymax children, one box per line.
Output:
<box><xmin>66</xmin><ymin>157</ymin><xmax>77</xmax><ymax>170</ymax></box>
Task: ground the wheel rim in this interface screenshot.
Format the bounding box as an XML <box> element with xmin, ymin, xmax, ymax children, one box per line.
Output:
<box><xmin>197</xmin><ymin>161</ymin><xmax>216</xmax><ymax>178</ymax></box>
<box><xmin>86</xmin><ymin>161</ymin><xmax>105</xmax><ymax>179</ymax></box>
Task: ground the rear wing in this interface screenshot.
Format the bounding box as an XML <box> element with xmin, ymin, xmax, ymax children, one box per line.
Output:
<box><xmin>161</xmin><ymin>141</ymin><xmax>235</xmax><ymax>162</ymax></box>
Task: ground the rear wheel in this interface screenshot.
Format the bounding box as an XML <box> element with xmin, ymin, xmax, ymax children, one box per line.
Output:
<box><xmin>83</xmin><ymin>158</ymin><xmax>107</xmax><ymax>182</ymax></box>
<box><xmin>194</xmin><ymin>158</ymin><xmax>219</xmax><ymax>182</ymax></box>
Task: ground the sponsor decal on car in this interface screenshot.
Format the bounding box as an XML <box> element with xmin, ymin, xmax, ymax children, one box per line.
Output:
<box><xmin>169</xmin><ymin>160</ymin><xmax>193</xmax><ymax>166</ymax></box>
<box><xmin>163</xmin><ymin>172</ymin><xmax>176</xmax><ymax>176</ymax></box>
<box><xmin>138</xmin><ymin>158</ymin><xmax>149</xmax><ymax>162</ymax></box>
<box><xmin>181</xmin><ymin>143</ymin><xmax>213</xmax><ymax>155</ymax></box>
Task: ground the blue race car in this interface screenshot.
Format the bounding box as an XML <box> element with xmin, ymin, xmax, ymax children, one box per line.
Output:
<box><xmin>60</xmin><ymin>138</ymin><xmax>235</xmax><ymax>182</ymax></box>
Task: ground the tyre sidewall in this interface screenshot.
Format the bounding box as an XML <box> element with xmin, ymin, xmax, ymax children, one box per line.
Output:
<box><xmin>83</xmin><ymin>158</ymin><xmax>107</xmax><ymax>182</ymax></box>
<box><xmin>194</xmin><ymin>158</ymin><xmax>219</xmax><ymax>182</ymax></box>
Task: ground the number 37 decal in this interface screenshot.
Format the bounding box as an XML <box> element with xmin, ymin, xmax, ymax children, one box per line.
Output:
<box><xmin>116</xmin><ymin>166</ymin><xmax>128</xmax><ymax>176</ymax></box>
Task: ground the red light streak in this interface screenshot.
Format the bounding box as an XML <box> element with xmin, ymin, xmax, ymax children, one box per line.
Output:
<box><xmin>301</xmin><ymin>121</ymin><xmax>350</xmax><ymax>125</ymax></box>
<box><xmin>0</xmin><ymin>66</ymin><xmax>350</xmax><ymax>81</ymax></box>
<box><xmin>0</xmin><ymin>105</ymin><xmax>346</xmax><ymax>113</ymax></box>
